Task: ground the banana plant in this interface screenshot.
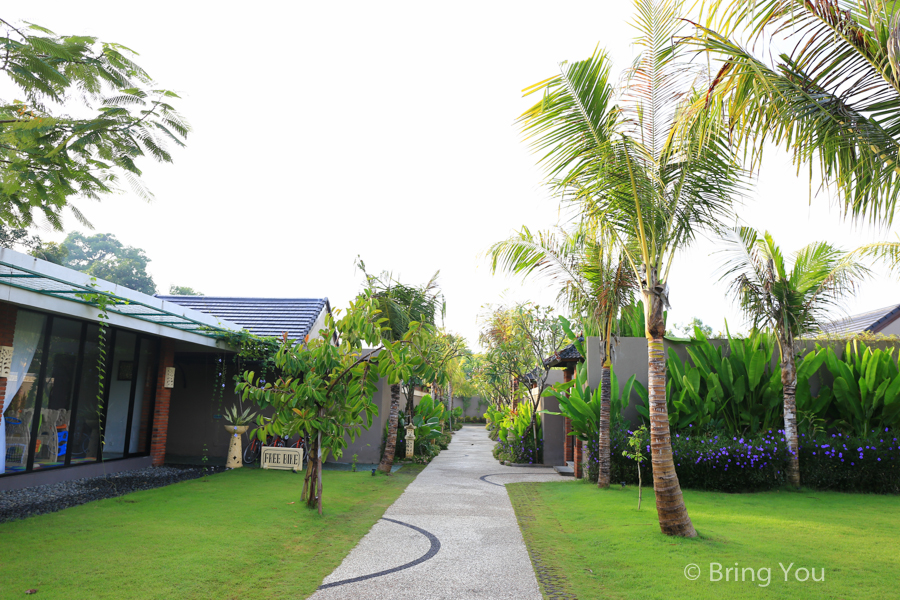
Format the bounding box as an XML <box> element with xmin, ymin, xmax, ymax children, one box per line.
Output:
<box><xmin>497</xmin><ymin>400</ymin><xmax>542</xmax><ymax>445</ymax></box>
<box><xmin>822</xmin><ymin>341</ymin><xmax>900</xmax><ymax>438</ymax></box>
<box><xmin>390</xmin><ymin>393</ymin><xmax>445</xmax><ymax>455</ymax></box>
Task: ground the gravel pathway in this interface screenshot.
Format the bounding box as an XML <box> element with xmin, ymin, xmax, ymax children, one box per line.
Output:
<box><xmin>310</xmin><ymin>424</ymin><xmax>564</xmax><ymax>600</ymax></box>
<box><xmin>0</xmin><ymin>465</ymin><xmax>222</xmax><ymax>523</ymax></box>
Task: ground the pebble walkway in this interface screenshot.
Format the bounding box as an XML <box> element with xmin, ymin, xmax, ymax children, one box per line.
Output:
<box><xmin>310</xmin><ymin>424</ymin><xmax>564</xmax><ymax>600</ymax></box>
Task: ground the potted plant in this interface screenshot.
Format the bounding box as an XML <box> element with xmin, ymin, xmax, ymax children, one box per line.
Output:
<box><xmin>223</xmin><ymin>404</ymin><xmax>258</xmax><ymax>469</ymax></box>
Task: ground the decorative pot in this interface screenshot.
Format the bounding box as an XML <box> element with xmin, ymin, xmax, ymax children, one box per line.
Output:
<box><xmin>225</xmin><ymin>425</ymin><xmax>249</xmax><ymax>469</ymax></box>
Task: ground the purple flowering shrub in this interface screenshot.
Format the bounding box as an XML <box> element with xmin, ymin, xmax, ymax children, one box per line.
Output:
<box><xmin>799</xmin><ymin>430</ymin><xmax>900</xmax><ymax>493</ymax></box>
<box><xmin>603</xmin><ymin>424</ymin><xmax>900</xmax><ymax>493</ymax></box>
<box><xmin>494</xmin><ymin>433</ymin><xmax>543</xmax><ymax>464</ymax></box>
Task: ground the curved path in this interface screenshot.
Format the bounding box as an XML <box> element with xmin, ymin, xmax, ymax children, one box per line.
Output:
<box><xmin>310</xmin><ymin>424</ymin><xmax>564</xmax><ymax>600</ymax></box>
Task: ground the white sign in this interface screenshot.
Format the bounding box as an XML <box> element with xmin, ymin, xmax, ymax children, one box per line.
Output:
<box><xmin>164</xmin><ymin>367</ymin><xmax>175</xmax><ymax>389</ymax></box>
<box><xmin>261</xmin><ymin>447</ymin><xmax>304</xmax><ymax>472</ymax></box>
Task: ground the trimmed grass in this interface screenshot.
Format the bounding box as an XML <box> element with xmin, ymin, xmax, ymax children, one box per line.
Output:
<box><xmin>509</xmin><ymin>481</ymin><xmax>900</xmax><ymax>600</ymax></box>
<box><xmin>1</xmin><ymin>465</ymin><xmax>423</xmax><ymax>599</ymax></box>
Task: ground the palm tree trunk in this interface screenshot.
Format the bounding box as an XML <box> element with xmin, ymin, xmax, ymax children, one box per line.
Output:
<box><xmin>646</xmin><ymin>293</ymin><xmax>697</xmax><ymax>537</ymax></box>
<box><xmin>597</xmin><ymin>360</ymin><xmax>612</xmax><ymax>488</ymax></box>
<box><xmin>779</xmin><ymin>335</ymin><xmax>801</xmax><ymax>488</ymax></box>
<box><xmin>406</xmin><ymin>385</ymin><xmax>415</xmax><ymax>419</ymax></box>
<box><xmin>378</xmin><ymin>382</ymin><xmax>401</xmax><ymax>474</ymax></box>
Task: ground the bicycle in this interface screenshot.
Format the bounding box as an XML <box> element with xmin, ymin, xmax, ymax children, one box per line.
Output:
<box><xmin>243</xmin><ymin>432</ymin><xmax>307</xmax><ymax>467</ymax></box>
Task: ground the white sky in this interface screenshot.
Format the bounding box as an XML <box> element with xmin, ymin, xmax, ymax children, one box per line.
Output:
<box><xmin>6</xmin><ymin>1</ymin><xmax>900</xmax><ymax>348</ymax></box>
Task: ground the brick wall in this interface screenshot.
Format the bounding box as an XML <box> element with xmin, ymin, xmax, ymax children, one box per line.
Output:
<box><xmin>149</xmin><ymin>339</ymin><xmax>175</xmax><ymax>466</ymax></box>
<box><xmin>0</xmin><ymin>304</ymin><xmax>18</xmax><ymax>425</ymax></box>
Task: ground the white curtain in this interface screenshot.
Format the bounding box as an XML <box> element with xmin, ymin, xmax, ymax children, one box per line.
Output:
<box><xmin>1</xmin><ymin>311</ymin><xmax>46</xmax><ymax>475</ymax></box>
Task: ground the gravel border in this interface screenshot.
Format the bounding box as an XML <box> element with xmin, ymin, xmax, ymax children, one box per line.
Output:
<box><xmin>0</xmin><ymin>465</ymin><xmax>225</xmax><ymax>524</ymax></box>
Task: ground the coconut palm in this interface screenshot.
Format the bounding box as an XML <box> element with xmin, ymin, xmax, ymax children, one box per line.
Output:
<box><xmin>717</xmin><ymin>227</ymin><xmax>869</xmax><ymax>487</ymax></box>
<box><xmin>518</xmin><ymin>0</ymin><xmax>748</xmax><ymax>536</ymax></box>
<box><xmin>359</xmin><ymin>264</ymin><xmax>443</xmax><ymax>473</ymax></box>
<box><xmin>685</xmin><ymin>0</ymin><xmax>900</xmax><ymax>224</ymax></box>
<box><xmin>488</xmin><ymin>221</ymin><xmax>636</xmax><ymax>488</ymax></box>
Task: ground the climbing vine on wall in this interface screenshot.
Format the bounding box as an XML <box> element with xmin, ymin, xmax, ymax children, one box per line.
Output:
<box><xmin>76</xmin><ymin>279</ymin><xmax>123</xmax><ymax>463</ymax></box>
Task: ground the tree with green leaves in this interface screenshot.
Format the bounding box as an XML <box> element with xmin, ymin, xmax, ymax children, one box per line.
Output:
<box><xmin>518</xmin><ymin>0</ymin><xmax>747</xmax><ymax>536</ymax></box>
<box><xmin>685</xmin><ymin>0</ymin><xmax>900</xmax><ymax>225</ymax></box>
<box><xmin>489</xmin><ymin>221</ymin><xmax>636</xmax><ymax>487</ymax></box>
<box><xmin>236</xmin><ymin>292</ymin><xmax>432</xmax><ymax>514</ymax></box>
<box><xmin>717</xmin><ymin>227</ymin><xmax>868</xmax><ymax>487</ymax></box>
<box><xmin>169</xmin><ymin>285</ymin><xmax>202</xmax><ymax>296</ymax></box>
<box><xmin>478</xmin><ymin>304</ymin><xmax>566</xmax><ymax>457</ymax></box>
<box><xmin>358</xmin><ymin>262</ymin><xmax>443</xmax><ymax>473</ymax></box>
<box><xmin>0</xmin><ymin>18</ymin><xmax>188</xmax><ymax>229</ymax></box>
<box><xmin>61</xmin><ymin>232</ymin><xmax>155</xmax><ymax>294</ymax></box>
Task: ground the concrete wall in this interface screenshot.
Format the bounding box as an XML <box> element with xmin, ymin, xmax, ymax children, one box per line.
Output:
<box><xmin>333</xmin><ymin>376</ymin><xmax>392</xmax><ymax>465</ymax></box>
<box><xmin>537</xmin><ymin>369</ymin><xmax>567</xmax><ymax>466</ymax></box>
<box><xmin>456</xmin><ymin>395</ymin><xmax>489</xmax><ymax>419</ymax></box>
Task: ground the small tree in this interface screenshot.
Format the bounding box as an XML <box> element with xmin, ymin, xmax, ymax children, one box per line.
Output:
<box><xmin>718</xmin><ymin>227</ymin><xmax>868</xmax><ymax>487</ymax></box>
<box><xmin>622</xmin><ymin>425</ymin><xmax>648</xmax><ymax>510</ymax></box>
<box><xmin>236</xmin><ymin>292</ymin><xmax>432</xmax><ymax>514</ymax></box>
<box><xmin>479</xmin><ymin>304</ymin><xmax>566</xmax><ymax>458</ymax></box>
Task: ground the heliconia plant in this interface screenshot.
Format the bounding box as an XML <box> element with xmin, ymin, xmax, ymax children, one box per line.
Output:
<box><xmin>822</xmin><ymin>342</ymin><xmax>900</xmax><ymax>439</ymax></box>
<box><xmin>634</xmin><ymin>326</ymin><xmax>782</xmax><ymax>435</ymax></box>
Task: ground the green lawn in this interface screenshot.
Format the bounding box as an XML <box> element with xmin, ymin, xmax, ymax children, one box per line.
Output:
<box><xmin>509</xmin><ymin>481</ymin><xmax>900</xmax><ymax>600</ymax></box>
<box><xmin>1</xmin><ymin>466</ymin><xmax>423</xmax><ymax>599</ymax></box>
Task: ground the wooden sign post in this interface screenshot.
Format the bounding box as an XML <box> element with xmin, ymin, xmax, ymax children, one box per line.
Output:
<box><xmin>261</xmin><ymin>447</ymin><xmax>304</xmax><ymax>472</ymax></box>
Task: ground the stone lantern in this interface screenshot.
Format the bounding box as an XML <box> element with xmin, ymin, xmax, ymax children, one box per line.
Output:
<box><xmin>405</xmin><ymin>423</ymin><xmax>416</xmax><ymax>459</ymax></box>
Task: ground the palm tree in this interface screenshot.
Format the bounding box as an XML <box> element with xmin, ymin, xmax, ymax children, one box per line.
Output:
<box><xmin>488</xmin><ymin>221</ymin><xmax>636</xmax><ymax>488</ymax></box>
<box><xmin>359</xmin><ymin>264</ymin><xmax>443</xmax><ymax>474</ymax></box>
<box><xmin>518</xmin><ymin>0</ymin><xmax>747</xmax><ymax>536</ymax></box>
<box><xmin>686</xmin><ymin>0</ymin><xmax>900</xmax><ymax>224</ymax></box>
<box><xmin>717</xmin><ymin>227</ymin><xmax>868</xmax><ymax>487</ymax></box>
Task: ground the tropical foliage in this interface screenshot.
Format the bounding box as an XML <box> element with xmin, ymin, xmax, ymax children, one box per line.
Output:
<box><xmin>686</xmin><ymin>0</ymin><xmax>900</xmax><ymax>224</ymax></box>
<box><xmin>516</xmin><ymin>0</ymin><xmax>749</xmax><ymax>536</ymax></box>
<box><xmin>357</xmin><ymin>262</ymin><xmax>444</xmax><ymax>474</ymax></box>
<box><xmin>543</xmin><ymin>358</ymin><xmax>638</xmax><ymax>481</ymax></box>
<box><xmin>0</xmin><ymin>18</ymin><xmax>188</xmax><ymax>229</ymax></box>
<box><xmin>717</xmin><ymin>226</ymin><xmax>867</xmax><ymax>486</ymax></box>
<box><xmin>634</xmin><ymin>327</ymin><xmax>783</xmax><ymax>434</ymax></box>
<box><xmin>236</xmin><ymin>293</ymin><xmax>432</xmax><ymax>514</ymax></box>
<box><xmin>487</xmin><ymin>401</ymin><xmax>544</xmax><ymax>464</ymax></box>
<box><xmin>799</xmin><ymin>341</ymin><xmax>900</xmax><ymax>438</ymax></box>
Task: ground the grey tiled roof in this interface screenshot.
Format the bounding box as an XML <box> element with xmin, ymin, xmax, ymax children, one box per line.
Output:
<box><xmin>155</xmin><ymin>296</ymin><xmax>329</xmax><ymax>341</ymax></box>
<box><xmin>819</xmin><ymin>304</ymin><xmax>900</xmax><ymax>335</ymax></box>
<box><xmin>523</xmin><ymin>336</ymin><xmax>585</xmax><ymax>381</ymax></box>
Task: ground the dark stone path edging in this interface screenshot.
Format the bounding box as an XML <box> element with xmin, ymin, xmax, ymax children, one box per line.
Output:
<box><xmin>316</xmin><ymin>518</ymin><xmax>441</xmax><ymax>590</ymax></box>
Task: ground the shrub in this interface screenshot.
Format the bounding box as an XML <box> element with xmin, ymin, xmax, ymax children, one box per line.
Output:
<box><xmin>495</xmin><ymin>433</ymin><xmax>543</xmax><ymax>464</ymax></box>
<box><xmin>603</xmin><ymin>426</ymin><xmax>900</xmax><ymax>493</ymax></box>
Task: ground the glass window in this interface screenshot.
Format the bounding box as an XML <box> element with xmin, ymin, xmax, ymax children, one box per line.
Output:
<box><xmin>70</xmin><ymin>324</ymin><xmax>102</xmax><ymax>465</ymax></box>
<box><xmin>129</xmin><ymin>337</ymin><xmax>158</xmax><ymax>454</ymax></box>
<box><xmin>103</xmin><ymin>331</ymin><xmax>136</xmax><ymax>460</ymax></box>
<box><xmin>33</xmin><ymin>318</ymin><xmax>82</xmax><ymax>470</ymax></box>
<box><xmin>2</xmin><ymin>311</ymin><xmax>48</xmax><ymax>475</ymax></box>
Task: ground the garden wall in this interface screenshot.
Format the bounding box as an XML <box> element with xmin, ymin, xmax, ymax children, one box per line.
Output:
<box><xmin>332</xmin><ymin>376</ymin><xmax>392</xmax><ymax>465</ymax></box>
<box><xmin>592</xmin><ymin>336</ymin><xmax>900</xmax><ymax>426</ymax></box>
